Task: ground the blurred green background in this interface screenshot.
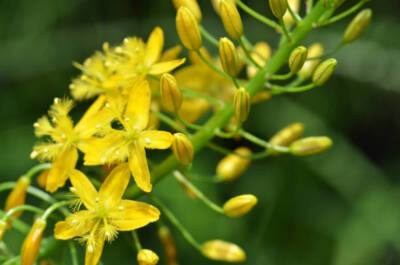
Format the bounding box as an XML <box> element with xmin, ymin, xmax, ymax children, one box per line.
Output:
<box><xmin>1</xmin><ymin>0</ymin><xmax>400</xmax><ymax>264</ymax></box>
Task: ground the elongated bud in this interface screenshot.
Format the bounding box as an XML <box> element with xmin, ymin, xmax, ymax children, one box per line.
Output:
<box><xmin>298</xmin><ymin>43</ymin><xmax>324</xmax><ymax>79</ymax></box>
<box><xmin>160</xmin><ymin>74</ymin><xmax>182</xmax><ymax>113</ymax></box>
<box><xmin>217</xmin><ymin>147</ymin><xmax>251</xmax><ymax>182</ymax></box>
<box><xmin>343</xmin><ymin>9</ymin><xmax>372</xmax><ymax>44</ymax></box>
<box><xmin>283</xmin><ymin>0</ymin><xmax>300</xmax><ymax>25</ymax></box>
<box><xmin>270</xmin><ymin>123</ymin><xmax>304</xmax><ymax>147</ymax></box>
<box><xmin>158</xmin><ymin>226</ymin><xmax>178</xmax><ymax>265</ymax></box>
<box><xmin>289</xmin><ymin>46</ymin><xmax>308</xmax><ymax>74</ymax></box>
<box><xmin>5</xmin><ymin>176</ymin><xmax>30</xmax><ymax>221</ymax></box>
<box><xmin>202</xmin><ymin>240</ymin><xmax>246</xmax><ymax>262</ymax></box>
<box><xmin>223</xmin><ymin>194</ymin><xmax>258</xmax><ymax>217</ymax></box>
<box><xmin>21</xmin><ymin>219</ymin><xmax>46</xmax><ymax>265</ymax></box>
<box><xmin>176</xmin><ymin>7</ymin><xmax>202</xmax><ymax>50</ymax></box>
<box><xmin>290</xmin><ymin>136</ymin><xmax>333</xmax><ymax>156</ymax></box>
<box><xmin>137</xmin><ymin>249</ymin><xmax>159</xmax><ymax>265</ymax></box>
<box><xmin>219</xmin><ymin>0</ymin><xmax>243</xmax><ymax>40</ymax></box>
<box><xmin>219</xmin><ymin>37</ymin><xmax>241</xmax><ymax>77</ymax></box>
<box><xmin>36</xmin><ymin>169</ymin><xmax>49</xmax><ymax>189</ymax></box>
<box><xmin>268</xmin><ymin>0</ymin><xmax>287</xmax><ymax>18</ymax></box>
<box><xmin>172</xmin><ymin>133</ymin><xmax>194</xmax><ymax>165</ymax></box>
<box><xmin>212</xmin><ymin>0</ymin><xmax>236</xmax><ymax>15</ymax></box>
<box><xmin>312</xmin><ymin>58</ymin><xmax>338</xmax><ymax>86</ymax></box>
<box><xmin>172</xmin><ymin>0</ymin><xmax>202</xmax><ymax>22</ymax></box>
<box><xmin>233</xmin><ymin>88</ymin><xmax>251</xmax><ymax>123</ymax></box>
<box><xmin>0</xmin><ymin>220</ymin><xmax>6</xmax><ymax>242</ymax></box>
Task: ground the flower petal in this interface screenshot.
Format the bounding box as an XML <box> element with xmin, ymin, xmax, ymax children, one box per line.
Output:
<box><xmin>148</xmin><ymin>58</ymin><xmax>186</xmax><ymax>75</ymax></box>
<box><xmin>69</xmin><ymin>169</ymin><xmax>98</xmax><ymax>209</ymax></box>
<box><xmin>125</xmin><ymin>79</ymin><xmax>151</xmax><ymax>131</ymax></box>
<box><xmin>54</xmin><ymin>210</ymin><xmax>95</xmax><ymax>240</ymax></box>
<box><xmin>128</xmin><ymin>141</ymin><xmax>152</xmax><ymax>192</ymax></box>
<box><xmin>109</xmin><ymin>200</ymin><xmax>160</xmax><ymax>231</ymax></box>
<box><xmin>99</xmin><ymin>163</ymin><xmax>130</xmax><ymax>209</ymax></box>
<box><xmin>85</xmin><ymin>233</ymin><xmax>105</xmax><ymax>265</ymax></box>
<box><xmin>144</xmin><ymin>27</ymin><xmax>164</xmax><ymax>67</ymax></box>
<box><xmin>46</xmin><ymin>147</ymin><xmax>78</xmax><ymax>193</ymax></box>
<box><xmin>140</xmin><ymin>130</ymin><xmax>173</xmax><ymax>149</ymax></box>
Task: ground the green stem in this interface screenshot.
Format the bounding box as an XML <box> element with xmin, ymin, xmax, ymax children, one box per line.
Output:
<box><xmin>268</xmin><ymin>83</ymin><xmax>315</xmax><ymax>94</ymax></box>
<box><xmin>286</xmin><ymin>0</ymin><xmax>302</xmax><ymax>24</ymax></box>
<box><xmin>199</xmin><ymin>25</ymin><xmax>219</xmax><ymax>47</ymax></box>
<box><xmin>207</xmin><ymin>142</ymin><xmax>271</xmax><ymax>160</ymax></box>
<box><xmin>239</xmin><ymin>36</ymin><xmax>261</xmax><ymax>68</ymax></box>
<box><xmin>269</xmin><ymin>72</ymin><xmax>294</xmax><ymax>80</ymax></box>
<box><xmin>173</xmin><ymin>170</ymin><xmax>224</xmax><ymax>214</ymax></box>
<box><xmin>0</xmin><ymin>209</ymin><xmax>30</xmax><ymax>233</ymax></box>
<box><xmin>288</xmin><ymin>76</ymin><xmax>306</xmax><ymax>87</ymax></box>
<box><xmin>319</xmin><ymin>0</ymin><xmax>366</xmax><ymax>26</ymax></box>
<box><xmin>1</xmin><ymin>205</ymin><xmax>43</xmax><ymax>222</ymax></box>
<box><xmin>306</xmin><ymin>0</ymin><xmax>314</xmax><ymax>14</ymax></box>
<box><xmin>176</xmin><ymin>115</ymin><xmax>203</xmax><ymax>131</ymax></box>
<box><xmin>131</xmin><ymin>231</ymin><xmax>143</xmax><ymax>251</ymax></box>
<box><xmin>238</xmin><ymin>129</ymin><xmax>290</xmax><ymax>153</ymax></box>
<box><xmin>279</xmin><ymin>18</ymin><xmax>292</xmax><ymax>42</ymax></box>
<box><xmin>69</xmin><ymin>241</ymin><xmax>79</xmax><ymax>265</ymax></box>
<box><xmin>24</xmin><ymin>163</ymin><xmax>52</xmax><ymax>180</ymax></box>
<box><xmin>41</xmin><ymin>201</ymin><xmax>71</xmax><ymax>221</ymax></box>
<box><xmin>235</xmin><ymin>0</ymin><xmax>282</xmax><ymax>31</ymax></box>
<box><xmin>152</xmin><ymin>111</ymin><xmax>186</xmax><ymax>133</ymax></box>
<box><xmin>196</xmin><ymin>50</ymin><xmax>232</xmax><ymax>80</ymax></box>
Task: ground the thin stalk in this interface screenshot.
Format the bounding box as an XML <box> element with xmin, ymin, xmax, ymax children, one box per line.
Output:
<box><xmin>269</xmin><ymin>72</ymin><xmax>294</xmax><ymax>80</ymax></box>
<box><xmin>69</xmin><ymin>241</ymin><xmax>79</xmax><ymax>265</ymax></box>
<box><xmin>2</xmin><ymin>205</ymin><xmax>43</xmax><ymax>221</ymax></box>
<box><xmin>279</xmin><ymin>18</ymin><xmax>292</xmax><ymax>42</ymax></box>
<box><xmin>131</xmin><ymin>231</ymin><xmax>143</xmax><ymax>251</ymax></box>
<box><xmin>41</xmin><ymin>201</ymin><xmax>71</xmax><ymax>221</ymax></box>
<box><xmin>238</xmin><ymin>129</ymin><xmax>290</xmax><ymax>153</ymax></box>
<box><xmin>207</xmin><ymin>142</ymin><xmax>271</xmax><ymax>160</ymax></box>
<box><xmin>235</xmin><ymin>0</ymin><xmax>282</xmax><ymax>31</ymax></box>
<box><xmin>286</xmin><ymin>0</ymin><xmax>302</xmax><ymax>24</ymax></box>
<box><xmin>239</xmin><ymin>36</ymin><xmax>261</xmax><ymax>68</ymax></box>
<box><xmin>196</xmin><ymin>50</ymin><xmax>232</xmax><ymax>80</ymax></box>
<box><xmin>24</xmin><ymin>163</ymin><xmax>52</xmax><ymax>180</ymax></box>
<box><xmin>152</xmin><ymin>111</ymin><xmax>186</xmax><ymax>133</ymax></box>
<box><xmin>306</xmin><ymin>0</ymin><xmax>314</xmax><ymax>14</ymax></box>
<box><xmin>319</xmin><ymin>0</ymin><xmax>366</xmax><ymax>26</ymax></box>
<box><xmin>0</xmin><ymin>209</ymin><xmax>30</xmax><ymax>233</ymax></box>
<box><xmin>268</xmin><ymin>83</ymin><xmax>315</xmax><ymax>94</ymax></box>
<box><xmin>176</xmin><ymin>115</ymin><xmax>203</xmax><ymax>131</ymax></box>
<box><xmin>307</xmin><ymin>42</ymin><xmax>345</xmax><ymax>60</ymax></box>
<box><xmin>199</xmin><ymin>25</ymin><xmax>219</xmax><ymax>47</ymax></box>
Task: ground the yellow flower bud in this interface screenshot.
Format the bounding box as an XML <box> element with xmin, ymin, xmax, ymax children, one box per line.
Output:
<box><xmin>219</xmin><ymin>37</ymin><xmax>241</xmax><ymax>77</ymax></box>
<box><xmin>269</xmin><ymin>123</ymin><xmax>304</xmax><ymax>147</ymax></box>
<box><xmin>289</xmin><ymin>46</ymin><xmax>308</xmax><ymax>74</ymax></box>
<box><xmin>0</xmin><ymin>220</ymin><xmax>7</xmax><ymax>242</ymax></box>
<box><xmin>246</xmin><ymin>42</ymin><xmax>271</xmax><ymax>78</ymax></box>
<box><xmin>211</xmin><ymin>0</ymin><xmax>236</xmax><ymax>15</ymax></box>
<box><xmin>233</xmin><ymin>87</ymin><xmax>251</xmax><ymax>123</ymax></box>
<box><xmin>251</xmin><ymin>91</ymin><xmax>271</xmax><ymax>104</ymax></box>
<box><xmin>268</xmin><ymin>0</ymin><xmax>287</xmax><ymax>18</ymax></box>
<box><xmin>172</xmin><ymin>133</ymin><xmax>194</xmax><ymax>165</ymax></box>
<box><xmin>290</xmin><ymin>136</ymin><xmax>333</xmax><ymax>156</ymax></box>
<box><xmin>176</xmin><ymin>7</ymin><xmax>202</xmax><ymax>50</ymax></box>
<box><xmin>202</xmin><ymin>240</ymin><xmax>246</xmax><ymax>262</ymax></box>
<box><xmin>137</xmin><ymin>249</ymin><xmax>159</xmax><ymax>265</ymax></box>
<box><xmin>160</xmin><ymin>74</ymin><xmax>182</xmax><ymax>113</ymax></box>
<box><xmin>172</xmin><ymin>0</ymin><xmax>202</xmax><ymax>22</ymax></box>
<box><xmin>223</xmin><ymin>194</ymin><xmax>258</xmax><ymax>217</ymax></box>
<box><xmin>219</xmin><ymin>0</ymin><xmax>243</xmax><ymax>40</ymax></box>
<box><xmin>21</xmin><ymin>219</ymin><xmax>46</xmax><ymax>265</ymax></box>
<box><xmin>297</xmin><ymin>43</ymin><xmax>324</xmax><ymax>79</ymax></box>
<box><xmin>343</xmin><ymin>9</ymin><xmax>372</xmax><ymax>44</ymax></box>
<box><xmin>283</xmin><ymin>0</ymin><xmax>300</xmax><ymax>25</ymax></box>
<box><xmin>5</xmin><ymin>176</ymin><xmax>30</xmax><ymax>223</ymax></box>
<box><xmin>312</xmin><ymin>58</ymin><xmax>338</xmax><ymax>86</ymax></box>
<box><xmin>216</xmin><ymin>147</ymin><xmax>252</xmax><ymax>182</ymax></box>
<box><xmin>158</xmin><ymin>226</ymin><xmax>178</xmax><ymax>265</ymax></box>
<box><xmin>36</xmin><ymin>169</ymin><xmax>49</xmax><ymax>189</ymax></box>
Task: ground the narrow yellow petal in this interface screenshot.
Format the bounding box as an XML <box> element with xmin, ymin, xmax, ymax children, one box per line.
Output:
<box><xmin>140</xmin><ymin>130</ymin><xmax>173</xmax><ymax>149</ymax></box>
<box><xmin>46</xmin><ymin>148</ymin><xmax>78</xmax><ymax>193</ymax></box>
<box><xmin>160</xmin><ymin>45</ymin><xmax>182</xmax><ymax>62</ymax></box>
<box><xmin>144</xmin><ymin>27</ymin><xmax>164</xmax><ymax>67</ymax></box>
<box><xmin>125</xmin><ymin>80</ymin><xmax>151</xmax><ymax>131</ymax></box>
<box><xmin>54</xmin><ymin>211</ymin><xmax>95</xmax><ymax>240</ymax></box>
<box><xmin>109</xmin><ymin>200</ymin><xmax>160</xmax><ymax>231</ymax></box>
<box><xmin>85</xmin><ymin>233</ymin><xmax>105</xmax><ymax>265</ymax></box>
<box><xmin>129</xmin><ymin>141</ymin><xmax>152</xmax><ymax>192</ymax></box>
<box><xmin>74</xmin><ymin>95</ymin><xmax>105</xmax><ymax>132</ymax></box>
<box><xmin>69</xmin><ymin>169</ymin><xmax>98</xmax><ymax>209</ymax></box>
<box><xmin>148</xmin><ymin>58</ymin><xmax>186</xmax><ymax>75</ymax></box>
<box><xmin>98</xmin><ymin>163</ymin><xmax>130</xmax><ymax>209</ymax></box>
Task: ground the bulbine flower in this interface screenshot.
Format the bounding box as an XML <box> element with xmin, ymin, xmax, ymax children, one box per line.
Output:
<box><xmin>54</xmin><ymin>163</ymin><xmax>160</xmax><ymax>265</ymax></box>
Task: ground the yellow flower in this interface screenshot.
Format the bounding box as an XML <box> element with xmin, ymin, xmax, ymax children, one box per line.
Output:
<box><xmin>54</xmin><ymin>163</ymin><xmax>160</xmax><ymax>265</ymax></box>
<box><xmin>70</xmin><ymin>27</ymin><xmax>185</xmax><ymax>101</ymax></box>
<box><xmin>31</xmin><ymin>96</ymin><xmax>112</xmax><ymax>193</ymax></box>
<box><xmin>82</xmin><ymin>79</ymin><xmax>173</xmax><ymax>192</ymax></box>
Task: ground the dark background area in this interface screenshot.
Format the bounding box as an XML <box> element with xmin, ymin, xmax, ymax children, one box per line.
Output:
<box><xmin>1</xmin><ymin>0</ymin><xmax>400</xmax><ymax>264</ymax></box>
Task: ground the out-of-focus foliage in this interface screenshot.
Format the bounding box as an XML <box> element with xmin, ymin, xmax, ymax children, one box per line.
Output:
<box><xmin>0</xmin><ymin>0</ymin><xmax>400</xmax><ymax>264</ymax></box>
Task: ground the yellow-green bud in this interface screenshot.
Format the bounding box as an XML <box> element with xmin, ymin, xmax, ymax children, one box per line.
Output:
<box><xmin>343</xmin><ymin>9</ymin><xmax>372</xmax><ymax>44</ymax></box>
<box><xmin>211</xmin><ymin>0</ymin><xmax>236</xmax><ymax>15</ymax></box>
<box><xmin>219</xmin><ymin>0</ymin><xmax>243</xmax><ymax>40</ymax></box>
<box><xmin>137</xmin><ymin>249</ymin><xmax>159</xmax><ymax>265</ymax></box>
<box><xmin>298</xmin><ymin>43</ymin><xmax>324</xmax><ymax>79</ymax></box>
<box><xmin>160</xmin><ymin>74</ymin><xmax>182</xmax><ymax>113</ymax></box>
<box><xmin>233</xmin><ymin>87</ymin><xmax>251</xmax><ymax>123</ymax></box>
<box><xmin>219</xmin><ymin>37</ymin><xmax>241</xmax><ymax>77</ymax></box>
<box><xmin>270</xmin><ymin>122</ymin><xmax>304</xmax><ymax>147</ymax></box>
<box><xmin>290</xmin><ymin>136</ymin><xmax>333</xmax><ymax>156</ymax></box>
<box><xmin>283</xmin><ymin>0</ymin><xmax>300</xmax><ymax>25</ymax></box>
<box><xmin>176</xmin><ymin>7</ymin><xmax>202</xmax><ymax>50</ymax></box>
<box><xmin>172</xmin><ymin>0</ymin><xmax>202</xmax><ymax>22</ymax></box>
<box><xmin>268</xmin><ymin>0</ymin><xmax>287</xmax><ymax>18</ymax></box>
<box><xmin>289</xmin><ymin>46</ymin><xmax>308</xmax><ymax>74</ymax></box>
<box><xmin>223</xmin><ymin>194</ymin><xmax>258</xmax><ymax>217</ymax></box>
<box><xmin>202</xmin><ymin>240</ymin><xmax>246</xmax><ymax>262</ymax></box>
<box><xmin>172</xmin><ymin>133</ymin><xmax>194</xmax><ymax>165</ymax></box>
<box><xmin>312</xmin><ymin>58</ymin><xmax>338</xmax><ymax>86</ymax></box>
<box><xmin>217</xmin><ymin>147</ymin><xmax>252</xmax><ymax>181</ymax></box>
<box><xmin>21</xmin><ymin>219</ymin><xmax>46</xmax><ymax>265</ymax></box>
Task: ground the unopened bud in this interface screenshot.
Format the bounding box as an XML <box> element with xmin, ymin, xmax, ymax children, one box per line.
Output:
<box><xmin>219</xmin><ymin>37</ymin><xmax>241</xmax><ymax>77</ymax></box>
<box><xmin>246</xmin><ymin>42</ymin><xmax>271</xmax><ymax>78</ymax></box>
<box><xmin>137</xmin><ymin>249</ymin><xmax>159</xmax><ymax>265</ymax></box>
<box><xmin>5</xmin><ymin>176</ymin><xmax>30</xmax><ymax>223</ymax></box>
<box><xmin>283</xmin><ymin>0</ymin><xmax>300</xmax><ymax>25</ymax></box>
<box><xmin>290</xmin><ymin>136</ymin><xmax>333</xmax><ymax>156</ymax></box>
<box><xmin>312</xmin><ymin>58</ymin><xmax>338</xmax><ymax>86</ymax></box>
<box><xmin>202</xmin><ymin>240</ymin><xmax>246</xmax><ymax>262</ymax></box>
<box><xmin>176</xmin><ymin>7</ymin><xmax>202</xmax><ymax>50</ymax></box>
<box><xmin>172</xmin><ymin>0</ymin><xmax>202</xmax><ymax>22</ymax></box>
<box><xmin>0</xmin><ymin>220</ymin><xmax>6</xmax><ymax>242</ymax></box>
<box><xmin>270</xmin><ymin>123</ymin><xmax>304</xmax><ymax>147</ymax></box>
<box><xmin>217</xmin><ymin>147</ymin><xmax>251</xmax><ymax>182</ymax></box>
<box><xmin>21</xmin><ymin>219</ymin><xmax>46</xmax><ymax>265</ymax></box>
<box><xmin>233</xmin><ymin>88</ymin><xmax>250</xmax><ymax>123</ymax></box>
<box><xmin>36</xmin><ymin>169</ymin><xmax>49</xmax><ymax>189</ymax></box>
<box><xmin>219</xmin><ymin>0</ymin><xmax>243</xmax><ymax>40</ymax></box>
<box><xmin>223</xmin><ymin>194</ymin><xmax>258</xmax><ymax>217</ymax></box>
<box><xmin>289</xmin><ymin>46</ymin><xmax>308</xmax><ymax>74</ymax></box>
<box><xmin>158</xmin><ymin>226</ymin><xmax>178</xmax><ymax>265</ymax></box>
<box><xmin>160</xmin><ymin>74</ymin><xmax>182</xmax><ymax>113</ymax></box>
<box><xmin>251</xmin><ymin>91</ymin><xmax>271</xmax><ymax>104</ymax></box>
<box><xmin>298</xmin><ymin>43</ymin><xmax>324</xmax><ymax>79</ymax></box>
<box><xmin>268</xmin><ymin>0</ymin><xmax>287</xmax><ymax>18</ymax></box>
<box><xmin>212</xmin><ymin>0</ymin><xmax>236</xmax><ymax>15</ymax></box>
<box><xmin>172</xmin><ymin>133</ymin><xmax>194</xmax><ymax>165</ymax></box>
<box><xmin>343</xmin><ymin>9</ymin><xmax>372</xmax><ymax>44</ymax></box>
